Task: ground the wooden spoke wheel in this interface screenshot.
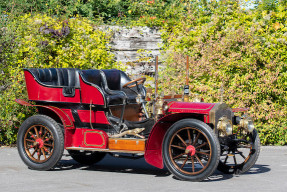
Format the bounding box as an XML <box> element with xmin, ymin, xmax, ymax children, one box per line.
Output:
<box><xmin>17</xmin><ymin>115</ymin><xmax>64</xmax><ymax>170</ymax></box>
<box><xmin>24</xmin><ymin>124</ymin><xmax>54</xmax><ymax>163</ymax></box>
<box><xmin>218</xmin><ymin>129</ymin><xmax>260</xmax><ymax>174</ymax></box>
<box><xmin>163</xmin><ymin>119</ymin><xmax>220</xmax><ymax>182</ymax></box>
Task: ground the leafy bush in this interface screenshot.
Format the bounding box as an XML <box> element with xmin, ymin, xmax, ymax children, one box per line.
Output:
<box><xmin>1</xmin><ymin>0</ymin><xmax>287</xmax><ymax>145</ymax></box>
<box><xmin>0</xmin><ymin>14</ymin><xmax>118</xmax><ymax>145</ymax></box>
<box><xmin>158</xmin><ymin>0</ymin><xmax>287</xmax><ymax>145</ymax></box>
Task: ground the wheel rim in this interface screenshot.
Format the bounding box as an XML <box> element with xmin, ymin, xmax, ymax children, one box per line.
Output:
<box><xmin>24</xmin><ymin>125</ymin><xmax>54</xmax><ymax>163</ymax></box>
<box><xmin>168</xmin><ymin>127</ymin><xmax>212</xmax><ymax>175</ymax></box>
<box><xmin>220</xmin><ymin>131</ymin><xmax>254</xmax><ymax>170</ymax></box>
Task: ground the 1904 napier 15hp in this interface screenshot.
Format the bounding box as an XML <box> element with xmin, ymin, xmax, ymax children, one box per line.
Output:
<box><xmin>16</xmin><ymin>58</ymin><xmax>260</xmax><ymax>182</ymax></box>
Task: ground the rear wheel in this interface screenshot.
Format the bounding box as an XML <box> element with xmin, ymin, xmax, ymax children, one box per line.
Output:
<box><xmin>68</xmin><ymin>150</ymin><xmax>106</xmax><ymax>165</ymax></box>
<box><xmin>218</xmin><ymin>129</ymin><xmax>260</xmax><ymax>174</ymax></box>
<box><xmin>162</xmin><ymin>119</ymin><xmax>220</xmax><ymax>182</ymax></box>
<box><xmin>17</xmin><ymin>115</ymin><xmax>64</xmax><ymax>170</ymax></box>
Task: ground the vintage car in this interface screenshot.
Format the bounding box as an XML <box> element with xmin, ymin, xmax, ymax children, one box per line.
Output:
<box><xmin>16</xmin><ymin>58</ymin><xmax>260</xmax><ymax>182</ymax></box>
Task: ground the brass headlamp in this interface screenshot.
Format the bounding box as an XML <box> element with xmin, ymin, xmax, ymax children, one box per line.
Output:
<box><xmin>217</xmin><ymin>116</ymin><xmax>233</xmax><ymax>136</ymax></box>
<box><xmin>239</xmin><ymin>115</ymin><xmax>255</xmax><ymax>133</ymax></box>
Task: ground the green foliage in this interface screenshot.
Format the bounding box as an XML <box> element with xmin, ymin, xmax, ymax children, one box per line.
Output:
<box><xmin>0</xmin><ymin>14</ymin><xmax>118</xmax><ymax>145</ymax></box>
<box><xmin>157</xmin><ymin>0</ymin><xmax>287</xmax><ymax>145</ymax></box>
<box><xmin>1</xmin><ymin>0</ymin><xmax>287</xmax><ymax>145</ymax></box>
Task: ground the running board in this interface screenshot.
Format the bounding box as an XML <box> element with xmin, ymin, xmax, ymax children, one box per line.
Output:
<box><xmin>66</xmin><ymin>147</ymin><xmax>145</xmax><ymax>154</ymax></box>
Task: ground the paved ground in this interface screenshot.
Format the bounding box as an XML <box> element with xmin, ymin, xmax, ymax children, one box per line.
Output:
<box><xmin>0</xmin><ymin>146</ymin><xmax>286</xmax><ymax>192</ymax></box>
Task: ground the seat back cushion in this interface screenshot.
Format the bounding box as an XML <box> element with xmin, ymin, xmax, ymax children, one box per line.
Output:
<box><xmin>101</xmin><ymin>69</ymin><xmax>122</xmax><ymax>90</ymax></box>
<box><xmin>80</xmin><ymin>69</ymin><xmax>102</xmax><ymax>86</ymax></box>
<box><xmin>56</xmin><ymin>68</ymin><xmax>80</xmax><ymax>87</ymax></box>
<box><xmin>26</xmin><ymin>68</ymin><xmax>80</xmax><ymax>88</ymax></box>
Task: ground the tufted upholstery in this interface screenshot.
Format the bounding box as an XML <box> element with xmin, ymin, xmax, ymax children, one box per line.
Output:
<box><xmin>25</xmin><ymin>68</ymin><xmax>80</xmax><ymax>88</ymax></box>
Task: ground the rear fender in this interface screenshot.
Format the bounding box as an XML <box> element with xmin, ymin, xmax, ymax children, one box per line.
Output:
<box><xmin>15</xmin><ymin>99</ymin><xmax>74</xmax><ymax>129</ymax></box>
<box><xmin>144</xmin><ymin>113</ymin><xmax>206</xmax><ymax>169</ymax></box>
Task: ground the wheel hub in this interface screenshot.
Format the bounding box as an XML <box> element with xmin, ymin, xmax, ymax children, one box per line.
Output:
<box><xmin>35</xmin><ymin>138</ymin><xmax>44</xmax><ymax>148</ymax></box>
<box><xmin>185</xmin><ymin>145</ymin><xmax>196</xmax><ymax>156</ymax></box>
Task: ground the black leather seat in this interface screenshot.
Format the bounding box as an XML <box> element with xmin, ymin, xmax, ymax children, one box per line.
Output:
<box><xmin>80</xmin><ymin>69</ymin><xmax>127</xmax><ymax>106</ymax></box>
<box><xmin>25</xmin><ymin>68</ymin><xmax>80</xmax><ymax>88</ymax></box>
<box><xmin>24</xmin><ymin>68</ymin><xmax>80</xmax><ymax>97</ymax></box>
<box><xmin>101</xmin><ymin>69</ymin><xmax>146</xmax><ymax>104</ymax></box>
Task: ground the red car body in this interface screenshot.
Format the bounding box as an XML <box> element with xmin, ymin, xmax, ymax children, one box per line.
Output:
<box><xmin>16</xmin><ymin>68</ymin><xmax>260</xmax><ymax>181</ymax></box>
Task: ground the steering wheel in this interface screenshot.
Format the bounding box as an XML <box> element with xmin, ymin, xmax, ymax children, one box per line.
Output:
<box><xmin>122</xmin><ymin>77</ymin><xmax>146</xmax><ymax>88</ymax></box>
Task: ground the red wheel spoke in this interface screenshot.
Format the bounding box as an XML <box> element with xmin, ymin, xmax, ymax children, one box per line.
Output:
<box><xmin>43</xmin><ymin>147</ymin><xmax>51</xmax><ymax>155</ymax></box>
<box><xmin>42</xmin><ymin>130</ymin><xmax>48</xmax><ymax>139</ymax></box>
<box><xmin>195</xmin><ymin>142</ymin><xmax>208</xmax><ymax>149</ymax></box>
<box><xmin>196</xmin><ymin>151</ymin><xmax>210</xmax><ymax>156</ymax></box>
<box><xmin>41</xmin><ymin>148</ymin><xmax>47</xmax><ymax>159</ymax></box>
<box><xmin>40</xmin><ymin>127</ymin><xmax>43</xmax><ymax>137</ymax></box>
<box><xmin>181</xmin><ymin>156</ymin><xmax>189</xmax><ymax>169</ymax></box>
<box><xmin>195</xmin><ymin>154</ymin><xmax>204</xmax><ymax>167</ymax></box>
<box><xmin>192</xmin><ymin>132</ymin><xmax>201</xmax><ymax>146</ymax></box>
<box><xmin>25</xmin><ymin>139</ymin><xmax>35</xmax><ymax>143</ymax></box>
<box><xmin>31</xmin><ymin>149</ymin><xmax>37</xmax><ymax>157</ymax></box>
<box><xmin>176</xmin><ymin>134</ymin><xmax>187</xmax><ymax>147</ymax></box>
<box><xmin>171</xmin><ymin>145</ymin><xmax>185</xmax><ymax>150</ymax></box>
<box><xmin>173</xmin><ymin>153</ymin><xmax>185</xmax><ymax>160</ymax></box>
<box><xmin>34</xmin><ymin>127</ymin><xmax>39</xmax><ymax>138</ymax></box>
<box><xmin>37</xmin><ymin>149</ymin><xmax>41</xmax><ymax>160</ymax></box>
<box><xmin>45</xmin><ymin>136</ymin><xmax>53</xmax><ymax>142</ymax></box>
<box><xmin>191</xmin><ymin>156</ymin><xmax>195</xmax><ymax>172</ymax></box>
<box><xmin>44</xmin><ymin>143</ymin><xmax>53</xmax><ymax>147</ymax></box>
<box><xmin>187</xmin><ymin>129</ymin><xmax>191</xmax><ymax>145</ymax></box>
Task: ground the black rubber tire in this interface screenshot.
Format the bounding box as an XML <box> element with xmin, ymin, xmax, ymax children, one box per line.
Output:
<box><xmin>17</xmin><ymin>115</ymin><xmax>64</xmax><ymax>170</ymax></box>
<box><xmin>218</xmin><ymin>129</ymin><xmax>260</xmax><ymax>174</ymax></box>
<box><xmin>68</xmin><ymin>150</ymin><xmax>106</xmax><ymax>165</ymax></box>
<box><xmin>162</xmin><ymin>119</ymin><xmax>220</xmax><ymax>182</ymax></box>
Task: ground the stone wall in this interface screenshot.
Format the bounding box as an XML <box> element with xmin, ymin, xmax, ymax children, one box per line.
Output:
<box><xmin>107</xmin><ymin>26</ymin><xmax>162</xmax><ymax>76</ymax></box>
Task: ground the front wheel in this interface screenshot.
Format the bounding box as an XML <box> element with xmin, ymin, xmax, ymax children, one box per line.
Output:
<box><xmin>162</xmin><ymin>119</ymin><xmax>220</xmax><ymax>182</ymax></box>
<box><xmin>218</xmin><ymin>129</ymin><xmax>260</xmax><ymax>174</ymax></box>
<box><xmin>17</xmin><ymin>115</ymin><xmax>64</xmax><ymax>170</ymax></box>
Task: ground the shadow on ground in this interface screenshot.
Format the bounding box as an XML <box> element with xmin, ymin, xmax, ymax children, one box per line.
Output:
<box><xmin>54</xmin><ymin>155</ymin><xmax>270</xmax><ymax>182</ymax></box>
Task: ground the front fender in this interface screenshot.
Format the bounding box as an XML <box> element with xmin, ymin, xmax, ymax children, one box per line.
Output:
<box><xmin>144</xmin><ymin>113</ymin><xmax>205</xmax><ymax>169</ymax></box>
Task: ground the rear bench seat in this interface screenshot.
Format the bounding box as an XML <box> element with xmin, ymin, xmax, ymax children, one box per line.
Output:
<box><xmin>24</xmin><ymin>68</ymin><xmax>80</xmax><ymax>97</ymax></box>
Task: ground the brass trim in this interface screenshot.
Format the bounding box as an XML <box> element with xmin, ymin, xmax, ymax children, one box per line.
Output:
<box><xmin>84</xmin><ymin>131</ymin><xmax>105</xmax><ymax>147</ymax></box>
